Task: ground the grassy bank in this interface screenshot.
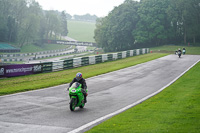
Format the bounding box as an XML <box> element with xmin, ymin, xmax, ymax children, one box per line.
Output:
<box><xmin>1</xmin><ymin>20</ymin><xmax>95</xmax><ymax>54</ymax></box>
<box><xmin>20</xmin><ymin>44</ymin><xmax>70</xmax><ymax>53</ymax></box>
<box><xmin>86</xmin><ymin>62</ymin><xmax>200</xmax><ymax>133</ymax></box>
<box><xmin>68</xmin><ymin>20</ymin><xmax>96</xmax><ymax>42</ymax></box>
<box><xmin>0</xmin><ymin>53</ymin><xmax>167</xmax><ymax>96</ymax></box>
<box><xmin>150</xmin><ymin>45</ymin><xmax>200</xmax><ymax>55</ymax></box>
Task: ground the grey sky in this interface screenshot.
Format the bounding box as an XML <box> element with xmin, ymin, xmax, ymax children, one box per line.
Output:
<box><xmin>35</xmin><ymin>0</ymin><xmax>126</xmax><ymax>17</ymax></box>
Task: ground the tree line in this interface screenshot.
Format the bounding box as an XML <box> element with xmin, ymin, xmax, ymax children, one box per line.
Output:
<box><xmin>73</xmin><ymin>14</ymin><xmax>98</xmax><ymax>22</ymax></box>
<box><xmin>0</xmin><ymin>0</ymin><xmax>70</xmax><ymax>48</ymax></box>
<box><xmin>94</xmin><ymin>0</ymin><xmax>200</xmax><ymax>52</ymax></box>
<box><xmin>0</xmin><ymin>0</ymin><xmax>97</xmax><ymax>48</ymax></box>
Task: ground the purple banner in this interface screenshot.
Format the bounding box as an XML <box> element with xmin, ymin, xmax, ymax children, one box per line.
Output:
<box><xmin>0</xmin><ymin>64</ymin><xmax>43</xmax><ymax>77</ymax></box>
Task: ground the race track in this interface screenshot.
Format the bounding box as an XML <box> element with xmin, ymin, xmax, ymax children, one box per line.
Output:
<box><xmin>0</xmin><ymin>54</ymin><xmax>199</xmax><ymax>133</ymax></box>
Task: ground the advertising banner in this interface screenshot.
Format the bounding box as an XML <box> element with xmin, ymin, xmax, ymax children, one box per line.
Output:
<box><xmin>0</xmin><ymin>64</ymin><xmax>43</xmax><ymax>77</ymax></box>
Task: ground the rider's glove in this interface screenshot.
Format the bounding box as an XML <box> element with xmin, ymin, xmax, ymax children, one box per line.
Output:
<box><xmin>81</xmin><ymin>89</ymin><xmax>86</xmax><ymax>94</ymax></box>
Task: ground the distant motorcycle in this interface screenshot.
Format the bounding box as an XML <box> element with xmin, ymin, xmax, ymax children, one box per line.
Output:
<box><xmin>68</xmin><ymin>82</ymin><xmax>87</xmax><ymax>111</ymax></box>
<box><xmin>178</xmin><ymin>50</ymin><xmax>181</xmax><ymax>58</ymax></box>
<box><xmin>182</xmin><ymin>48</ymin><xmax>186</xmax><ymax>55</ymax></box>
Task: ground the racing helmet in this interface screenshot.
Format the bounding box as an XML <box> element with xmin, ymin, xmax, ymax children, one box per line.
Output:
<box><xmin>76</xmin><ymin>72</ymin><xmax>82</xmax><ymax>81</ymax></box>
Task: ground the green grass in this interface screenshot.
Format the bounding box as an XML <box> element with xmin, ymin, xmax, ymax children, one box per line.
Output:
<box><xmin>86</xmin><ymin>62</ymin><xmax>200</xmax><ymax>133</ymax></box>
<box><xmin>150</xmin><ymin>45</ymin><xmax>200</xmax><ymax>55</ymax></box>
<box><xmin>0</xmin><ymin>53</ymin><xmax>167</xmax><ymax>96</ymax></box>
<box><xmin>87</xmin><ymin>46</ymin><xmax>96</xmax><ymax>51</ymax></box>
<box><xmin>68</xmin><ymin>20</ymin><xmax>96</xmax><ymax>42</ymax></box>
<box><xmin>20</xmin><ymin>44</ymin><xmax>70</xmax><ymax>53</ymax></box>
<box><xmin>0</xmin><ymin>44</ymin><xmax>70</xmax><ymax>54</ymax></box>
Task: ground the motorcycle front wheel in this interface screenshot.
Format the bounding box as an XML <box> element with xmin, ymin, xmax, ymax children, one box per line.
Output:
<box><xmin>70</xmin><ymin>98</ymin><xmax>76</xmax><ymax>111</ymax></box>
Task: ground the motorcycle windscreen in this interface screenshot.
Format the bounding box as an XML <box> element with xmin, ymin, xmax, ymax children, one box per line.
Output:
<box><xmin>71</xmin><ymin>82</ymin><xmax>80</xmax><ymax>89</ymax></box>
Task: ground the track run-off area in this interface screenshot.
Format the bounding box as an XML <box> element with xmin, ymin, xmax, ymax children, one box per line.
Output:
<box><xmin>0</xmin><ymin>54</ymin><xmax>200</xmax><ymax>133</ymax></box>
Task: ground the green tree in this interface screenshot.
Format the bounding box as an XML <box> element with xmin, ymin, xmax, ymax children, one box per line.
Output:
<box><xmin>0</xmin><ymin>0</ymin><xmax>71</xmax><ymax>47</ymax></box>
<box><xmin>16</xmin><ymin>0</ymin><xmax>41</xmax><ymax>47</ymax></box>
<box><xmin>94</xmin><ymin>17</ymin><xmax>111</xmax><ymax>52</ymax></box>
<box><xmin>167</xmin><ymin>0</ymin><xmax>200</xmax><ymax>44</ymax></box>
<box><xmin>133</xmin><ymin>0</ymin><xmax>172</xmax><ymax>46</ymax></box>
<box><xmin>0</xmin><ymin>0</ymin><xmax>12</xmax><ymax>42</ymax></box>
<box><xmin>61</xmin><ymin>11</ymin><xmax>68</xmax><ymax>37</ymax></box>
<box><xmin>94</xmin><ymin>0</ymin><xmax>139</xmax><ymax>52</ymax></box>
<box><xmin>74</xmin><ymin>13</ymin><xmax>98</xmax><ymax>22</ymax></box>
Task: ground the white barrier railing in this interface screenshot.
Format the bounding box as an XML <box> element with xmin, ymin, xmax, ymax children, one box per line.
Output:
<box><xmin>52</xmin><ymin>61</ymin><xmax>64</xmax><ymax>72</ymax></box>
<box><xmin>1</xmin><ymin>48</ymin><xmax>150</xmax><ymax>77</ymax></box>
<box><xmin>89</xmin><ymin>56</ymin><xmax>95</xmax><ymax>64</ymax></box>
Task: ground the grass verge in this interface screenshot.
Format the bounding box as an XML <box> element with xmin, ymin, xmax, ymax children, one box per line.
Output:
<box><xmin>0</xmin><ymin>53</ymin><xmax>167</xmax><ymax>96</ymax></box>
<box><xmin>86</xmin><ymin>62</ymin><xmax>200</xmax><ymax>133</ymax></box>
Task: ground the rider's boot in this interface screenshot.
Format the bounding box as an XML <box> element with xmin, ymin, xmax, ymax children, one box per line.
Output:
<box><xmin>84</xmin><ymin>95</ymin><xmax>87</xmax><ymax>103</ymax></box>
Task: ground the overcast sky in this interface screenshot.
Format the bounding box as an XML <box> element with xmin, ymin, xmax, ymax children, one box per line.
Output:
<box><xmin>35</xmin><ymin>0</ymin><xmax>127</xmax><ymax>17</ymax></box>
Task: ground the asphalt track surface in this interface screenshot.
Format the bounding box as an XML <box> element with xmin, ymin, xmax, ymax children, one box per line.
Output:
<box><xmin>0</xmin><ymin>55</ymin><xmax>200</xmax><ymax>133</ymax></box>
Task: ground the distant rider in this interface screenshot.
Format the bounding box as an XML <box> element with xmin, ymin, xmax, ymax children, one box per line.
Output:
<box><xmin>182</xmin><ymin>48</ymin><xmax>186</xmax><ymax>55</ymax></box>
<box><xmin>178</xmin><ymin>48</ymin><xmax>182</xmax><ymax>54</ymax></box>
<box><xmin>68</xmin><ymin>72</ymin><xmax>87</xmax><ymax>103</ymax></box>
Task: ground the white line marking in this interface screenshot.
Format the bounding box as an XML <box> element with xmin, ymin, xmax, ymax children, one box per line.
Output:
<box><xmin>68</xmin><ymin>59</ymin><xmax>200</xmax><ymax>133</ymax></box>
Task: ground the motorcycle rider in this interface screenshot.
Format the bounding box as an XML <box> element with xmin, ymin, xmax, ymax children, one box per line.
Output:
<box><xmin>178</xmin><ymin>48</ymin><xmax>182</xmax><ymax>57</ymax></box>
<box><xmin>68</xmin><ymin>72</ymin><xmax>87</xmax><ymax>103</ymax></box>
<box><xmin>183</xmin><ymin>47</ymin><xmax>186</xmax><ymax>55</ymax></box>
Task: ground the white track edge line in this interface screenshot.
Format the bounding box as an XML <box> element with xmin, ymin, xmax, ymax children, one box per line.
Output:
<box><xmin>68</xmin><ymin>59</ymin><xmax>200</xmax><ymax>133</ymax></box>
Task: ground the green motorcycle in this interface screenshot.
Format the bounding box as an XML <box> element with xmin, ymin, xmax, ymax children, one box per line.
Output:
<box><xmin>69</xmin><ymin>82</ymin><xmax>87</xmax><ymax>111</ymax></box>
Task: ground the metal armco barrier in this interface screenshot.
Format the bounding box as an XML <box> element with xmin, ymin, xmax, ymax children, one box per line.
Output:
<box><xmin>136</xmin><ymin>49</ymin><xmax>140</xmax><ymax>55</ymax></box>
<box><xmin>0</xmin><ymin>46</ymin><xmax>75</xmax><ymax>62</ymax></box>
<box><xmin>107</xmin><ymin>54</ymin><xmax>113</xmax><ymax>61</ymax></box>
<box><xmin>95</xmin><ymin>55</ymin><xmax>102</xmax><ymax>64</ymax></box>
<box><xmin>0</xmin><ymin>48</ymin><xmax>149</xmax><ymax>78</ymax></box>
<box><xmin>81</xmin><ymin>57</ymin><xmax>89</xmax><ymax>66</ymax></box>
<box><xmin>1</xmin><ymin>47</ymin><xmax>71</xmax><ymax>58</ymax></box>
<box><xmin>126</xmin><ymin>51</ymin><xmax>130</xmax><ymax>57</ymax></box>
<box><xmin>52</xmin><ymin>61</ymin><xmax>64</xmax><ymax>72</ymax></box>
<box><xmin>133</xmin><ymin>50</ymin><xmax>136</xmax><ymax>56</ymax></box>
<box><xmin>117</xmin><ymin>52</ymin><xmax>122</xmax><ymax>59</ymax></box>
<box><xmin>113</xmin><ymin>53</ymin><xmax>118</xmax><ymax>60</ymax></box>
<box><xmin>73</xmin><ymin>57</ymin><xmax>82</xmax><ymax>68</ymax></box>
<box><xmin>42</xmin><ymin>62</ymin><xmax>53</xmax><ymax>72</ymax></box>
<box><xmin>63</xmin><ymin>59</ymin><xmax>73</xmax><ymax>69</ymax></box>
<box><xmin>102</xmin><ymin>54</ymin><xmax>108</xmax><ymax>62</ymax></box>
<box><xmin>89</xmin><ymin>56</ymin><xmax>95</xmax><ymax>64</ymax></box>
<box><xmin>122</xmin><ymin>51</ymin><xmax>126</xmax><ymax>58</ymax></box>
